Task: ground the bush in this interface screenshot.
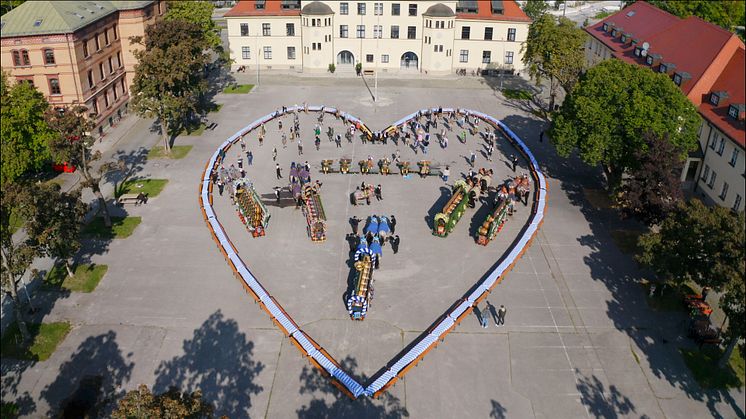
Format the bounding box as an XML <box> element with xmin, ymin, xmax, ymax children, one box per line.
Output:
<box><xmin>328</xmin><ymin>63</ymin><xmax>336</xmax><ymax>73</ymax></box>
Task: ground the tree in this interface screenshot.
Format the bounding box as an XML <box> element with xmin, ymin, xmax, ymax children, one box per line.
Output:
<box><xmin>0</xmin><ymin>183</ymin><xmax>37</xmax><ymax>343</ymax></box>
<box><xmin>45</xmin><ymin>105</ymin><xmax>112</xmax><ymax>227</ymax></box>
<box><xmin>130</xmin><ymin>19</ymin><xmax>211</xmax><ymax>154</ymax></box>
<box><xmin>112</xmin><ymin>384</ymin><xmax>213</xmax><ymax>419</ymax></box>
<box><xmin>0</xmin><ymin>72</ymin><xmax>55</xmax><ymax>186</ymax></box>
<box><xmin>550</xmin><ymin>59</ymin><xmax>701</xmax><ymax>189</ymax></box>
<box><xmin>522</xmin><ymin>0</ymin><xmax>549</xmax><ymax>21</ymax></box>
<box><xmin>0</xmin><ymin>0</ymin><xmax>25</xmax><ymax>15</ymax></box>
<box><xmin>619</xmin><ymin>132</ymin><xmax>684</xmax><ymax>225</ymax></box>
<box><xmin>164</xmin><ymin>1</ymin><xmax>225</xmax><ymax>61</ymax></box>
<box><xmin>522</xmin><ymin>15</ymin><xmax>587</xmax><ymax>111</ymax></box>
<box><xmin>637</xmin><ymin>199</ymin><xmax>745</xmax><ymax>292</ymax></box>
<box><xmin>718</xmin><ymin>275</ymin><xmax>745</xmax><ymax>367</ymax></box>
<box><xmin>625</xmin><ymin>1</ymin><xmax>745</xmax><ymax>35</ymax></box>
<box><xmin>23</xmin><ymin>183</ymin><xmax>86</xmax><ymax>278</ymax></box>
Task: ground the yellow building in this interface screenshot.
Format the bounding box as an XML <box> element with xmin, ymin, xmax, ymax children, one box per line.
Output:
<box><xmin>225</xmin><ymin>0</ymin><xmax>531</xmax><ymax>75</ymax></box>
<box><xmin>1</xmin><ymin>0</ymin><xmax>166</xmax><ymax>137</ymax></box>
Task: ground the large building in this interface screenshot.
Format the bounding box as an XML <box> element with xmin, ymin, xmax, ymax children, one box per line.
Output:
<box><xmin>0</xmin><ymin>0</ymin><xmax>166</xmax><ymax>137</ymax></box>
<box><xmin>224</xmin><ymin>0</ymin><xmax>531</xmax><ymax>75</ymax></box>
<box><xmin>584</xmin><ymin>1</ymin><xmax>745</xmax><ymax>212</ymax></box>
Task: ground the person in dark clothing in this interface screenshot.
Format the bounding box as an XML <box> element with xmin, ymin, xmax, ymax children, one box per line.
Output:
<box><xmin>350</xmin><ymin>216</ymin><xmax>360</xmax><ymax>235</ymax></box>
<box><xmin>391</xmin><ymin>235</ymin><xmax>400</xmax><ymax>254</ymax></box>
<box><xmin>276</xmin><ymin>164</ymin><xmax>283</xmax><ymax>179</ymax></box>
<box><xmin>389</xmin><ymin>215</ymin><xmax>397</xmax><ymax>233</ymax></box>
<box><xmin>511</xmin><ymin>155</ymin><xmax>518</xmax><ymax>172</ymax></box>
<box><xmin>217</xmin><ymin>180</ymin><xmax>224</xmax><ymax>195</ymax></box>
<box><xmin>375</xmin><ymin>184</ymin><xmax>383</xmax><ymax>201</ymax></box>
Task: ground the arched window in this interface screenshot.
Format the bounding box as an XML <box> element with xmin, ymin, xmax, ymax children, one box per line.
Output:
<box><xmin>44</xmin><ymin>49</ymin><xmax>55</xmax><ymax>65</ymax></box>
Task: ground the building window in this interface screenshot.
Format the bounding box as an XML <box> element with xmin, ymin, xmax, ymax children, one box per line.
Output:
<box><xmin>702</xmin><ymin>165</ymin><xmax>710</xmax><ymax>181</ymax></box>
<box><xmin>407</xmin><ymin>26</ymin><xmax>416</xmax><ymax>39</ymax></box>
<box><xmin>104</xmin><ymin>29</ymin><xmax>110</xmax><ymax>45</ymax></box>
<box><xmin>408</xmin><ymin>3</ymin><xmax>417</xmax><ymax>16</ymax></box>
<box><xmin>108</xmin><ymin>56</ymin><xmax>113</xmax><ymax>73</ymax></box>
<box><xmin>374</xmin><ymin>25</ymin><xmax>382</xmax><ymax>38</ymax></box>
<box><xmin>366</xmin><ymin>54</ymin><xmax>374</xmax><ymax>63</ymax></box>
<box><xmin>287</xmin><ymin>23</ymin><xmax>295</xmax><ymax>36</ymax></box>
<box><xmin>708</xmin><ymin>171</ymin><xmax>717</xmax><ymax>188</ymax></box>
<box><xmin>312</xmin><ymin>18</ymin><xmax>317</xmax><ymax>27</ymax></box>
<box><xmin>720</xmin><ymin>182</ymin><xmax>729</xmax><ymax>200</ymax></box>
<box><xmin>620</xmin><ymin>34</ymin><xmax>627</xmax><ymax>43</ymax></box>
<box><xmin>83</xmin><ymin>40</ymin><xmax>89</xmax><ymax>58</ymax></box>
<box><xmin>340</xmin><ymin>25</ymin><xmax>348</xmax><ymax>38</ymax></box>
<box><xmin>262</xmin><ymin>23</ymin><xmax>270</xmax><ymax>36</ymax></box>
<box><xmin>728</xmin><ymin>105</ymin><xmax>740</xmax><ymax>119</ymax></box>
<box><xmin>287</xmin><ymin>46</ymin><xmax>296</xmax><ymax>59</ymax></box>
<box><xmin>113</xmin><ymin>24</ymin><xmax>118</xmax><ymax>40</ymax></box>
<box><xmin>459</xmin><ymin>49</ymin><xmax>468</xmax><ymax>63</ymax></box>
<box><xmin>634</xmin><ymin>46</ymin><xmax>642</xmax><ymax>57</ymax></box>
<box><xmin>374</xmin><ymin>2</ymin><xmax>383</xmax><ymax>15</ymax></box>
<box><xmin>340</xmin><ymin>2</ymin><xmax>348</xmax><ymax>14</ymax></box>
<box><xmin>392</xmin><ymin>3</ymin><xmax>400</xmax><ymax>15</ymax></box>
<box><xmin>673</xmin><ymin>73</ymin><xmax>682</xmax><ymax>86</ymax></box>
<box><xmin>659</xmin><ymin>63</ymin><xmax>667</xmax><ymax>73</ymax></box>
<box><xmin>100</xmin><ymin>63</ymin><xmax>105</xmax><ymax>80</ymax></box>
<box><xmin>117</xmin><ymin>51</ymin><xmax>122</xmax><ymax>68</ymax></box>
<box><xmin>88</xmin><ymin>70</ymin><xmax>94</xmax><ymax>88</ymax></box>
<box><xmin>43</xmin><ymin>49</ymin><xmax>55</xmax><ymax>65</ymax></box>
<box><xmin>357</xmin><ymin>25</ymin><xmax>365</xmax><ymax>38</ymax></box>
<box><xmin>242</xmin><ymin>46</ymin><xmax>251</xmax><ymax>59</ymax></box>
<box><xmin>358</xmin><ymin>2</ymin><xmax>366</xmax><ymax>15</ymax></box>
<box><xmin>95</xmin><ymin>33</ymin><xmax>100</xmax><ymax>51</ymax></box>
<box><xmin>709</xmin><ymin>93</ymin><xmax>719</xmax><ymax>106</ymax></box>
<box><xmin>120</xmin><ymin>78</ymin><xmax>126</xmax><ymax>95</ymax></box>
<box><xmin>381</xmin><ymin>54</ymin><xmax>389</xmax><ymax>63</ymax></box>
<box><xmin>49</xmin><ymin>78</ymin><xmax>61</xmax><ymax>95</ymax></box>
<box><xmin>507</xmin><ymin>28</ymin><xmax>516</xmax><ymax>41</ymax></box>
<box><xmin>103</xmin><ymin>90</ymin><xmax>110</xmax><ymax>107</ymax></box>
<box><xmin>113</xmin><ymin>84</ymin><xmax>118</xmax><ymax>100</ymax></box>
<box><xmin>734</xmin><ymin>194</ymin><xmax>742</xmax><ymax>212</ymax></box>
<box><xmin>11</xmin><ymin>50</ymin><xmax>21</xmax><ymax>66</ymax></box>
<box><xmin>90</xmin><ymin>98</ymin><xmax>98</xmax><ymax>115</ymax></box>
<box><xmin>20</xmin><ymin>50</ymin><xmax>30</xmax><ymax>66</ymax></box>
<box><xmin>241</xmin><ymin>23</ymin><xmax>249</xmax><ymax>36</ymax></box>
<box><xmin>645</xmin><ymin>55</ymin><xmax>653</xmax><ymax>66</ymax></box>
<box><xmin>505</xmin><ymin>51</ymin><xmax>514</xmax><ymax>64</ymax></box>
<box><xmin>263</xmin><ymin>46</ymin><xmax>272</xmax><ymax>59</ymax></box>
<box><xmin>484</xmin><ymin>27</ymin><xmax>493</xmax><ymax>40</ymax></box>
<box><xmin>482</xmin><ymin>51</ymin><xmax>491</xmax><ymax>64</ymax></box>
<box><xmin>391</xmin><ymin>25</ymin><xmax>399</xmax><ymax>39</ymax></box>
<box><xmin>462</xmin><ymin>26</ymin><xmax>470</xmax><ymax>39</ymax></box>
<box><xmin>717</xmin><ymin>137</ymin><xmax>725</xmax><ymax>155</ymax></box>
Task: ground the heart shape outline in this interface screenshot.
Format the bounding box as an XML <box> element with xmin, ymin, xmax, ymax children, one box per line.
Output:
<box><xmin>199</xmin><ymin>106</ymin><xmax>547</xmax><ymax>399</ymax></box>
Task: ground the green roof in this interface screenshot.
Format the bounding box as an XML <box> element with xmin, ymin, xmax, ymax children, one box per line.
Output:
<box><xmin>1</xmin><ymin>1</ymin><xmax>154</xmax><ymax>38</ymax></box>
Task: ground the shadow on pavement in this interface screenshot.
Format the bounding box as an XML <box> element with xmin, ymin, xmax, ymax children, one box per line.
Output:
<box><xmin>153</xmin><ymin>310</ymin><xmax>264</xmax><ymax>418</ymax></box>
<box><xmin>296</xmin><ymin>356</ymin><xmax>409</xmax><ymax>419</ymax></box>
<box><xmin>489</xmin><ymin>399</ymin><xmax>508</xmax><ymax>419</ymax></box>
<box><xmin>576</xmin><ymin>370</ymin><xmax>636</xmax><ymax>418</ymax></box>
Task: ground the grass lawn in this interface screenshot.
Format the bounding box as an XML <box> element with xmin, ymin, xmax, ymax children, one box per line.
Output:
<box><xmin>223</xmin><ymin>84</ymin><xmax>254</xmax><ymax>94</ymax></box>
<box><xmin>594</xmin><ymin>10</ymin><xmax>613</xmax><ymax>19</ymax></box>
<box><xmin>116</xmin><ymin>179</ymin><xmax>168</xmax><ymax>199</ymax></box>
<box><xmin>502</xmin><ymin>88</ymin><xmax>533</xmax><ymax>101</ymax></box>
<box><xmin>147</xmin><ymin>145</ymin><xmax>193</xmax><ymax>160</ymax></box>
<box><xmin>583</xmin><ymin>188</ymin><xmax>615</xmax><ymax>209</ymax></box>
<box><xmin>180</xmin><ymin>123</ymin><xmax>207</xmax><ymax>136</ymax></box>
<box><xmin>82</xmin><ymin>216</ymin><xmax>141</xmax><ymax>239</ymax></box>
<box><xmin>681</xmin><ymin>345</ymin><xmax>744</xmax><ymax>389</ymax></box>
<box><xmin>0</xmin><ymin>322</ymin><xmax>71</xmax><ymax>361</ymax></box>
<box><xmin>641</xmin><ymin>280</ymin><xmax>696</xmax><ymax>311</ymax></box>
<box><xmin>610</xmin><ymin>229</ymin><xmax>644</xmax><ymax>254</ymax></box>
<box><xmin>44</xmin><ymin>263</ymin><xmax>108</xmax><ymax>292</ymax></box>
<box><xmin>1</xmin><ymin>402</ymin><xmax>18</xmax><ymax>418</ymax></box>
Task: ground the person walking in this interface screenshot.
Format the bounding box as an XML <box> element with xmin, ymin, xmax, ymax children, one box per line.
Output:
<box><xmin>375</xmin><ymin>184</ymin><xmax>383</xmax><ymax>201</ymax></box>
<box><xmin>272</xmin><ymin>147</ymin><xmax>278</xmax><ymax>161</ymax></box>
<box><xmin>497</xmin><ymin>305</ymin><xmax>507</xmax><ymax>326</ymax></box>
<box><xmin>274</xmin><ymin>187</ymin><xmax>281</xmax><ymax>203</ymax></box>
<box><xmin>389</xmin><ymin>214</ymin><xmax>397</xmax><ymax>233</ymax></box>
<box><xmin>469</xmin><ymin>150</ymin><xmax>476</xmax><ymax>167</ymax></box>
<box><xmin>237</xmin><ymin>154</ymin><xmax>243</xmax><ymax>169</ymax></box>
<box><xmin>217</xmin><ymin>180</ymin><xmax>224</xmax><ymax>196</ymax></box>
<box><xmin>391</xmin><ymin>235</ymin><xmax>400</xmax><ymax>254</ymax></box>
<box><xmin>315</xmin><ymin>136</ymin><xmax>321</xmax><ymax>151</ymax></box>
<box><xmin>282</xmin><ymin>133</ymin><xmax>287</xmax><ymax>148</ymax></box>
<box><xmin>479</xmin><ymin>307</ymin><xmax>489</xmax><ymax>328</ymax></box>
<box><xmin>442</xmin><ymin>165</ymin><xmax>450</xmax><ymax>182</ymax></box>
<box><xmin>240</xmin><ymin>137</ymin><xmax>246</xmax><ymax>151</ymax></box>
<box><xmin>336</xmin><ymin>134</ymin><xmax>342</xmax><ymax>148</ymax></box>
<box><xmin>298</xmin><ymin>140</ymin><xmax>304</xmax><ymax>155</ymax></box>
<box><xmin>279</xmin><ymin>119</ymin><xmax>283</xmax><ymax>131</ymax></box>
<box><xmin>511</xmin><ymin>155</ymin><xmax>518</xmax><ymax>172</ymax></box>
<box><xmin>276</xmin><ymin>163</ymin><xmax>282</xmax><ymax>179</ymax></box>
<box><xmin>487</xmin><ymin>144</ymin><xmax>494</xmax><ymax>162</ymax></box>
<box><xmin>247</xmin><ymin>150</ymin><xmax>253</xmax><ymax>166</ymax></box>
<box><xmin>259</xmin><ymin>133</ymin><xmax>264</xmax><ymax>147</ymax></box>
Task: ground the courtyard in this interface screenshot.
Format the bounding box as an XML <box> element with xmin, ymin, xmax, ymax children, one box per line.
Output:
<box><xmin>1</xmin><ymin>74</ymin><xmax>744</xmax><ymax>418</ymax></box>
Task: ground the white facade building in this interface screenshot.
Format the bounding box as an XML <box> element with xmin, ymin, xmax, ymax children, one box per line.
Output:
<box><xmin>224</xmin><ymin>0</ymin><xmax>531</xmax><ymax>75</ymax></box>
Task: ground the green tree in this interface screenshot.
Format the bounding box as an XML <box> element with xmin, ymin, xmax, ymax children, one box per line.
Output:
<box><xmin>164</xmin><ymin>0</ymin><xmax>225</xmax><ymax>60</ymax></box>
<box><xmin>619</xmin><ymin>132</ymin><xmax>684</xmax><ymax>225</ymax></box>
<box><xmin>112</xmin><ymin>384</ymin><xmax>214</xmax><ymax>419</ymax></box>
<box><xmin>0</xmin><ymin>0</ymin><xmax>25</xmax><ymax>15</ymax></box>
<box><xmin>0</xmin><ymin>72</ymin><xmax>55</xmax><ymax>186</ymax></box>
<box><xmin>130</xmin><ymin>19</ymin><xmax>211</xmax><ymax>154</ymax></box>
<box><xmin>522</xmin><ymin>15</ymin><xmax>587</xmax><ymax>111</ymax></box>
<box><xmin>718</xmin><ymin>275</ymin><xmax>745</xmax><ymax>367</ymax></box>
<box><xmin>625</xmin><ymin>1</ymin><xmax>745</xmax><ymax>34</ymax></box>
<box><xmin>522</xmin><ymin>0</ymin><xmax>549</xmax><ymax>20</ymax></box>
<box><xmin>550</xmin><ymin>59</ymin><xmax>701</xmax><ymax>188</ymax></box>
<box><xmin>45</xmin><ymin>105</ymin><xmax>112</xmax><ymax>227</ymax></box>
<box><xmin>637</xmin><ymin>199</ymin><xmax>745</xmax><ymax>291</ymax></box>
<box><xmin>23</xmin><ymin>183</ymin><xmax>86</xmax><ymax>278</ymax></box>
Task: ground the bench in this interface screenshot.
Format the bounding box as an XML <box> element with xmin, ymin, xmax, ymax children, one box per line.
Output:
<box><xmin>363</xmin><ymin>69</ymin><xmax>375</xmax><ymax>76</ymax></box>
<box><xmin>117</xmin><ymin>193</ymin><xmax>143</xmax><ymax>206</ymax></box>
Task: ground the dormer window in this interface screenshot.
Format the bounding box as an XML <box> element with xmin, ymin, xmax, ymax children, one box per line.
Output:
<box><xmin>255</xmin><ymin>0</ymin><xmax>265</xmax><ymax>9</ymax></box>
<box><xmin>612</xmin><ymin>28</ymin><xmax>618</xmax><ymax>37</ymax></box>
<box><xmin>620</xmin><ymin>34</ymin><xmax>627</xmax><ymax>43</ymax></box>
<box><xmin>729</xmin><ymin>105</ymin><xmax>738</xmax><ymax>118</ymax></box>
<box><xmin>659</xmin><ymin>63</ymin><xmax>667</xmax><ymax>73</ymax></box>
<box><xmin>710</xmin><ymin>93</ymin><xmax>720</xmax><ymax>106</ymax></box>
<box><xmin>646</xmin><ymin>55</ymin><xmax>654</xmax><ymax>65</ymax></box>
<box><xmin>673</xmin><ymin>73</ymin><xmax>682</xmax><ymax>86</ymax></box>
<box><xmin>634</xmin><ymin>46</ymin><xmax>642</xmax><ymax>57</ymax></box>
<box><xmin>603</xmin><ymin>23</ymin><xmax>609</xmax><ymax>32</ymax></box>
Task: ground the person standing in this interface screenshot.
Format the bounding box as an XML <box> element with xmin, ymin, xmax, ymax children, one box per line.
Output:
<box><xmin>350</xmin><ymin>216</ymin><xmax>360</xmax><ymax>235</ymax></box>
<box><xmin>336</xmin><ymin>134</ymin><xmax>342</xmax><ymax>148</ymax></box>
<box><xmin>389</xmin><ymin>214</ymin><xmax>397</xmax><ymax>233</ymax></box>
<box><xmin>282</xmin><ymin>133</ymin><xmax>287</xmax><ymax>148</ymax></box>
<box><xmin>479</xmin><ymin>307</ymin><xmax>489</xmax><ymax>328</ymax></box>
<box><xmin>258</xmin><ymin>133</ymin><xmax>264</xmax><ymax>147</ymax></box>
<box><xmin>247</xmin><ymin>150</ymin><xmax>253</xmax><ymax>166</ymax></box>
<box><xmin>298</xmin><ymin>140</ymin><xmax>303</xmax><ymax>155</ymax></box>
<box><xmin>469</xmin><ymin>151</ymin><xmax>476</xmax><ymax>167</ymax></box>
<box><xmin>237</xmin><ymin>154</ymin><xmax>243</xmax><ymax>169</ymax></box>
<box><xmin>487</xmin><ymin>144</ymin><xmax>494</xmax><ymax>162</ymax></box>
<box><xmin>272</xmin><ymin>147</ymin><xmax>278</xmax><ymax>161</ymax></box>
<box><xmin>276</xmin><ymin>163</ymin><xmax>282</xmax><ymax>179</ymax></box>
<box><xmin>442</xmin><ymin>165</ymin><xmax>450</xmax><ymax>182</ymax></box>
<box><xmin>375</xmin><ymin>184</ymin><xmax>383</xmax><ymax>201</ymax></box>
<box><xmin>497</xmin><ymin>305</ymin><xmax>507</xmax><ymax>326</ymax></box>
<box><xmin>274</xmin><ymin>187</ymin><xmax>281</xmax><ymax>203</ymax></box>
<box><xmin>511</xmin><ymin>155</ymin><xmax>518</xmax><ymax>172</ymax></box>
<box><xmin>391</xmin><ymin>235</ymin><xmax>400</xmax><ymax>254</ymax></box>
<box><xmin>217</xmin><ymin>180</ymin><xmax>224</xmax><ymax>196</ymax></box>
<box><xmin>240</xmin><ymin>138</ymin><xmax>246</xmax><ymax>151</ymax></box>
<box><xmin>315</xmin><ymin>136</ymin><xmax>321</xmax><ymax>151</ymax></box>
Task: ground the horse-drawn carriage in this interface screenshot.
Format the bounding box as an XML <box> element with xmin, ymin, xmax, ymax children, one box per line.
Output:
<box><xmin>509</xmin><ymin>174</ymin><xmax>531</xmax><ymax>205</ymax></box>
<box><xmin>352</xmin><ymin>185</ymin><xmax>375</xmax><ymax>205</ymax></box>
<box><xmin>321</xmin><ymin>159</ymin><xmax>334</xmax><ymax>174</ymax></box>
<box><xmin>340</xmin><ymin>158</ymin><xmax>352</xmax><ymax>174</ymax></box>
<box><xmin>418</xmin><ymin>160</ymin><xmax>431</xmax><ymax>178</ymax></box>
<box><xmin>234</xmin><ymin>179</ymin><xmax>270</xmax><ymax>237</ymax></box>
<box><xmin>347</xmin><ymin>237</ymin><xmax>376</xmax><ymax>320</ymax></box>
<box><xmin>301</xmin><ymin>183</ymin><xmax>327</xmax><ymax>242</ymax></box>
<box><xmin>398</xmin><ymin>161</ymin><xmax>411</xmax><ymax>176</ymax></box>
<box><xmin>379</xmin><ymin>158</ymin><xmax>392</xmax><ymax>175</ymax></box>
<box><xmin>359</xmin><ymin>159</ymin><xmax>374</xmax><ymax>174</ymax></box>
<box><xmin>433</xmin><ymin>180</ymin><xmax>472</xmax><ymax>237</ymax></box>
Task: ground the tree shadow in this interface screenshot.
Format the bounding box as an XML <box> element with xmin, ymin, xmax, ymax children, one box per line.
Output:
<box><xmin>575</xmin><ymin>370</ymin><xmax>636</xmax><ymax>418</ymax></box>
<box><xmin>101</xmin><ymin>148</ymin><xmax>149</xmax><ymax>198</ymax></box>
<box><xmin>154</xmin><ymin>310</ymin><xmax>264</xmax><ymax>418</ymax></box>
<box><xmin>296</xmin><ymin>356</ymin><xmax>409</xmax><ymax>418</ymax></box>
<box><xmin>480</xmin><ymin>75</ymin><xmax>550</xmax><ymax>121</ymax></box>
<box><xmin>489</xmin><ymin>399</ymin><xmax>508</xmax><ymax>419</ymax></box>
<box><xmin>40</xmin><ymin>331</ymin><xmax>134</xmax><ymax>417</ymax></box>
<box><xmin>1</xmin><ymin>363</ymin><xmax>36</xmax><ymax>417</ymax></box>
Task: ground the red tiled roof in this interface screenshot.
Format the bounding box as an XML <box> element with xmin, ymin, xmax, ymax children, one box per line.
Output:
<box><xmin>456</xmin><ymin>0</ymin><xmax>531</xmax><ymax>23</ymax></box>
<box><xmin>224</xmin><ymin>0</ymin><xmax>301</xmax><ymax>17</ymax></box>
<box><xmin>698</xmin><ymin>48</ymin><xmax>745</xmax><ymax>148</ymax></box>
<box><xmin>585</xmin><ymin>1</ymin><xmax>745</xmax><ymax>148</ymax></box>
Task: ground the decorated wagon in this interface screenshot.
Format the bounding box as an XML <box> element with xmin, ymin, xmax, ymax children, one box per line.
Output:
<box><xmin>476</xmin><ymin>196</ymin><xmax>511</xmax><ymax>246</ymax></box>
<box><xmin>321</xmin><ymin>159</ymin><xmax>334</xmax><ymax>174</ymax></box>
<box><xmin>234</xmin><ymin>179</ymin><xmax>270</xmax><ymax>237</ymax></box>
<box><xmin>340</xmin><ymin>158</ymin><xmax>352</xmax><ymax>174</ymax></box>
<box><xmin>301</xmin><ymin>183</ymin><xmax>327</xmax><ymax>242</ymax></box>
<box><xmin>433</xmin><ymin>180</ymin><xmax>472</xmax><ymax>237</ymax></box>
<box><xmin>347</xmin><ymin>237</ymin><xmax>376</xmax><ymax>320</ymax></box>
<box><xmin>417</xmin><ymin>160</ymin><xmax>431</xmax><ymax>178</ymax></box>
